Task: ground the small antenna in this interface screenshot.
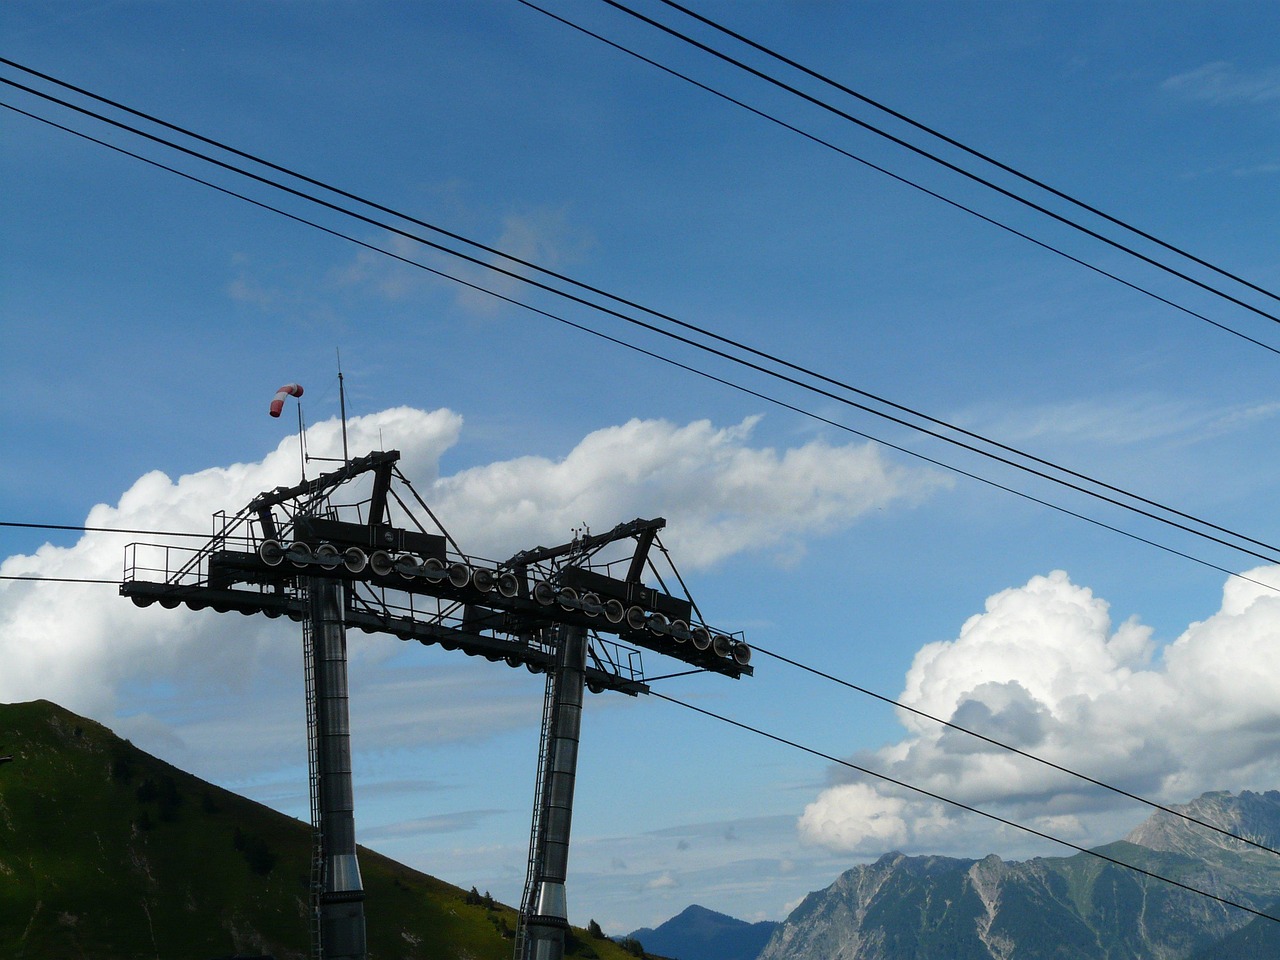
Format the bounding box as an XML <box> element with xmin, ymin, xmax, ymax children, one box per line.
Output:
<box><xmin>297</xmin><ymin>403</ymin><xmax>307</xmax><ymax>481</ymax></box>
<box><xmin>337</xmin><ymin>348</ymin><xmax>350</xmax><ymax>465</ymax></box>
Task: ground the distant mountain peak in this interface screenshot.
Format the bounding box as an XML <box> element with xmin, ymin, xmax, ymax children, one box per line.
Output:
<box><xmin>630</xmin><ymin>902</ymin><xmax>780</xmax><ymax>960</ymax></box>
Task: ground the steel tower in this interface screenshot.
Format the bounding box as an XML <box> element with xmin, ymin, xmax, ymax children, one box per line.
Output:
<box><xmin>121</xmin><ymin>449</ymin><xmax>751</xmax><ymax>957</ymax></box>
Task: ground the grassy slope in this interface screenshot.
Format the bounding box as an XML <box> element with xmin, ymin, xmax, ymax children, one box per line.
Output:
<box><xmin>0</xmin><ymin>699</ymin><xmax>653</xmax><ymax>960</ymax></box>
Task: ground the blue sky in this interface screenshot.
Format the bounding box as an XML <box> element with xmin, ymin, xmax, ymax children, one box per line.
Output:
<box><xmin>3</xmin><ymin>0</ymin><xmax>1280</xmax><ymax>935</ymax></box>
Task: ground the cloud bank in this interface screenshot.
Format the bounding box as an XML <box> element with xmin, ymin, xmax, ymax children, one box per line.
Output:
<box><xmin>799</xmin><ymin>566</ymin><xmax>1280</xmax><ymax>857</ymax></box>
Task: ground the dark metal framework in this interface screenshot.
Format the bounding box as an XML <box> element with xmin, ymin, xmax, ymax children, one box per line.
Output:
<box><xmin>120</xmin><ymin>450</ymin><xmax>751</xmax><ymax>959</ymax></box>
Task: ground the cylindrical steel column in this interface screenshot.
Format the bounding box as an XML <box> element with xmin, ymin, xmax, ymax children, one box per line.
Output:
<box><xmin>310</xmin><ymin>579</ymin><xmax>367</xmax><ymax>960</ymax></box>
<box><xmin>526</xmin><ymin>624</ymin><xmax>588</xmax><ymax>960</ymax></box>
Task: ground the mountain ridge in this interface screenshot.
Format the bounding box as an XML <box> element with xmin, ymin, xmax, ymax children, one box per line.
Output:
<box><xmin>755</xmin><ymin>790</ymin><xmax>1280</xmax><ymax>960</ymax></box>
<box><xmin>0</xmin><ymin>698</ymin><xmax>654</xmax><ymax>960</ymax></box>
<box><xmin>635</xmin><ymin>791</ymin><xmax>1280</xmax><ymax>960</ymax></box>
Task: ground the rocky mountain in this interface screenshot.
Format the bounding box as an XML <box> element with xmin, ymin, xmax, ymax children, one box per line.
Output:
<box><xmin>0</xmin><ymin>698</ymin><xmax>649</xmax><ymax>960</ymax></box>
<box><xmin>757</xmin><ymin>791</ymin><xmax>1280</xmax><ymax>960</ymax></box>
<box><xmin>629</xmin><ymin>903</ymin><xmax>780</xmax><ymax>960</ymax></box>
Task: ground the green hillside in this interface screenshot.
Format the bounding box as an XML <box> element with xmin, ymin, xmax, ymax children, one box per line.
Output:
<box><xmin>0</xmin><ymin>699</ymin><xmax>652</xmax><ymax>960</ymax></box>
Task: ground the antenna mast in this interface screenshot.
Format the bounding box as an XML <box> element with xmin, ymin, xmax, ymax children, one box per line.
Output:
<box><xmin>298</xmin><ymin>404</ymin><xmax>307</xmax><ymax>481</ymax></box>
<box><xmin>337</xmin><ymin>349</ymin><xmax>350</xmax><ymax>466</ymax></box>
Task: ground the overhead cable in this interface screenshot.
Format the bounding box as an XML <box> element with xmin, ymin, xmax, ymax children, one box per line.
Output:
<box><xmin>511</xmin><ymin>1</ymin><xmax>1280</xmax><ymax>357</ymax></box>
<box><xmin>0</xmin><ymin>575</ymin><xmax>120</xmax><ymax>584</ymax></box>
<box><xmin>7</xmin><ymin>57</ymin><xmax>1279</xmax><ymax>917</ymax></box>
<box><xmin>653</xmin><ymin>0</ymin><xmax>1280</xmax><ymax>308</ymax></box>
<box><xmin>1</xmin><ymin>63</ymin><xmax>1276</xmax><ymax>567</ymax></box>
<box><xmin>591</xmin><ymin>0</ymin><xmax>1280</xmax><ymax>328</ymax></box>
<box><xmin>5</xmin><ymin>540</ymin><xmax>1276</xmax><ymax>857</ymax></box>
<box><xmin>651</xmin><ymin>689</ymin><xmax>1280</xmax><ymax>924</ymax></box>
<box><xmin>4</xmin><ymin>47</ymin><xmax>1280</xmax><ymax>363</ymax></box>
<box><xmin>751</xmin><ymin>642</ymin><xmax>1280</xmax><ymax>858</ymax></box>
<box><xmin>4</xmin><ymin>99</ymin><xmax>1280</xmax><ymax>597</ymax></box>
<box><xmin>0</xmin><ymin>519</ymin><xmax>234</xmax><ymax>540</ymax></box>
<box><xmin>3</xmin><ymin>86</ymin><xmax>1277</xmax><ymax>573</ymax></box>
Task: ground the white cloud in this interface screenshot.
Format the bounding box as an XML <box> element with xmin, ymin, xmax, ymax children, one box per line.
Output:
<box><xmin>453</xmin><ymin>208</ymin><xmax>593</xmax><ymax>317</ymax></box>
<box><xmin>799</xmin><ymin>566</ymin><xmax>1280</xmax><ymax>857</ymax></box>
<box><xmin>896</xmin><ymin>571</ymin><xmax>1154</xmax><ymax>738</ymax></box>
<box><xmin>957</xmin><ymin>394</ymin><xmax>1280</xmax><ymax>449</ymax></box>
<box><xmin>330</xmin><ymin>208</ymin><xmax>594</xmax><ymax>317</ymax></box>
<box><xmin>0</xmin><ymin>407</ymin><xmax>462</xmax><ymax>724</ymax></box>
<box><xmin>1162</xmin><ymin>62</ymin><xmax>1280</xmax><ymax>106</ymax></box>
<box><xmin>328</xmin><ymin>233</ymin><xmax>434</xmax><ymax>303</ymax></box>
<box><xmin>0</xmin><ymin>405</ymin><xmax>939</xmax><ymax>779</ymax></box>
<box><xmin>433</xmin><ymin>415</ymin><xmax>946</xmax><ymax>566</ymax></box>
<box><xmin>644</xmin><ymin>872</ymin><xmax>679</xmax><ymax>891</ymax></box>
<box><xmin>798</xmin><ymin>783</ymin><xmax>910</xmax><ymax>854</ymax></box>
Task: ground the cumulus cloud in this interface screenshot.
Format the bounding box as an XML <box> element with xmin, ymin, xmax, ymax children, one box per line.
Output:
<box><xmin>0</xmin><ymin>407</ymin><xmax>461</xmax><ymax>723</ymax></box>
<box><xmin>433</xmin><ymin>415</ymin><xmax>944</xmax><ymax>566</ymax></box>
<box><xmin>799</xmin><ymin>567</ymin><xmax>1280</xmax><ymax>857</ymax></box>
<box><xmin>0</xmin><ymin>405</ymin><xmax>939</xmax><ymax>779</ymax></box>
<box><xmin>798</xmin><ymin>783</ymin><xmax>911</xmax><ymax>854</ymax></box>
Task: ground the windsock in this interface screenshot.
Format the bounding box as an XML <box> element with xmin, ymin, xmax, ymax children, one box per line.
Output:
<box><xmin>269</xmin><ymin>383</ymin><xmax>304</xmax><ymax>418</ymax></box>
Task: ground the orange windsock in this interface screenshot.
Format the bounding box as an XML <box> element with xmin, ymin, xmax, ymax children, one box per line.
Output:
<box><xmin>269</xmin><ymin>383</ymin><xmax>304</xmax><ymax>418</ymax></box>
